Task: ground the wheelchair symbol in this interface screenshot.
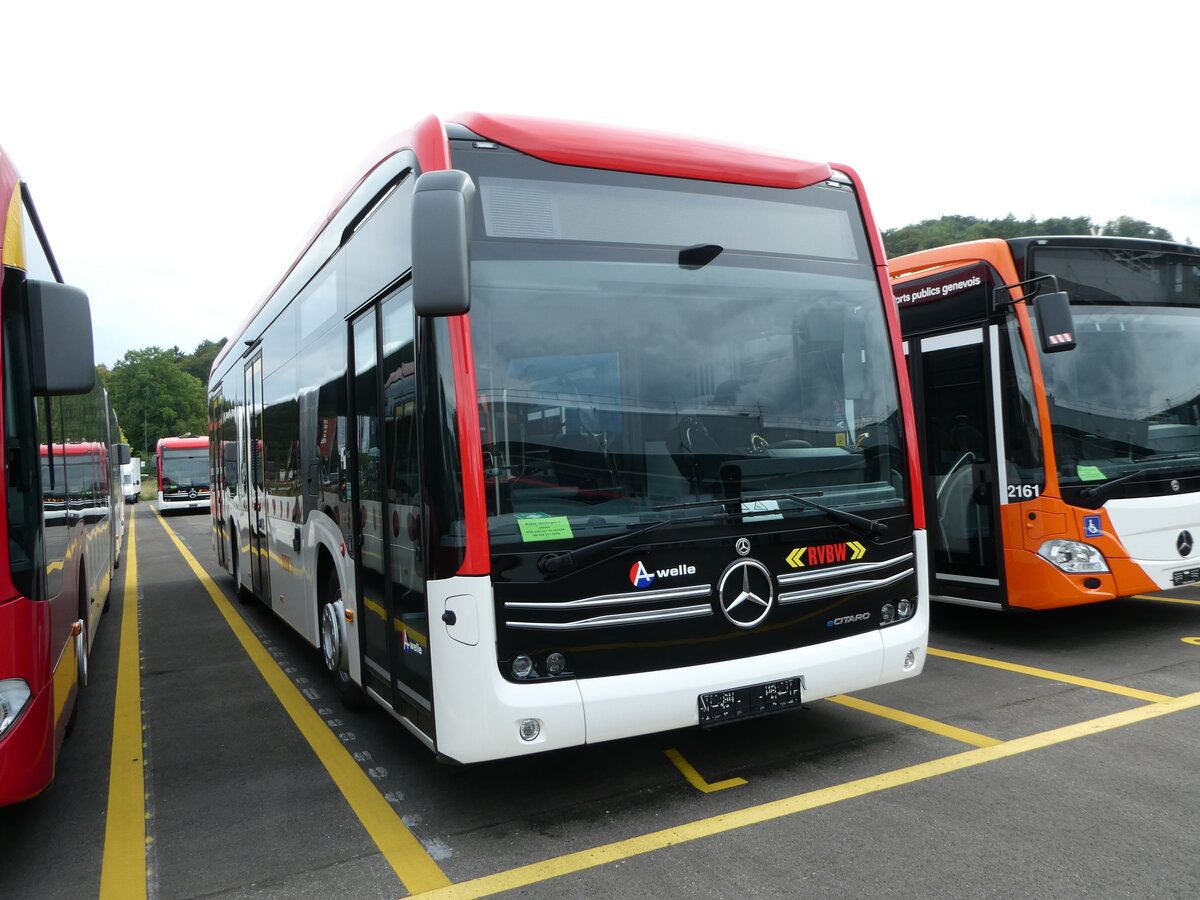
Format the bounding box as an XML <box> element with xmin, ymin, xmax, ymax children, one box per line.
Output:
<box><xmin>1083</xmin><ymin>515</ymin><xmax>1103</xmax><ymax>538</ymax></box>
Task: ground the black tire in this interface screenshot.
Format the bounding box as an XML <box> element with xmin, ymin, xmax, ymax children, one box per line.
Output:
<box><xmin>323</xmin><ymin>568</ymin><xmax>368</xmax><ymax>711</ymax></box>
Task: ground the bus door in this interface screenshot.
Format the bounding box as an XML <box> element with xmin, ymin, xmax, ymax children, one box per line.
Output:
<box><xmin>244</xmin><ymin>355</ymin><xmax>270</xmax><ymax>598</ymax></box>
<box><xmin>348</xmin><ymin>289</ymin><xmax>431</xmax><ymax>729</ymax></box>
<box><xmin>910</xmin><ymin>328</ymin><xmax>1004</xmax><ymax>603</ymax></box>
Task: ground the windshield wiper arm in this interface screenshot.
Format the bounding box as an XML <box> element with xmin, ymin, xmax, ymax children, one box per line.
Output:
<box><xmin>655</xmin><ymin>491</ymin><xmax>888</xmax><ymax>539</ymax></box>
<box><xmin>1078</xmin><ymin>465</ymin><xmax>1182</xmax><ymax>503</ymax></box>
<box><xmin>537</xmin><ymin>510</ymin><xmax>740</xmax><ymax>576</ymax></box>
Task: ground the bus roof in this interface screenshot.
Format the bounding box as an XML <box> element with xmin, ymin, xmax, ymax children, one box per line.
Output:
<box><xmin>157</xmin><ymin>436</ymin><xmax>208</xmax><ymax>450</ymax></box>
<box><xmin>212</xmin><ymin>113</ymin><xmax>836</xmax><ymax>376</ymax></box>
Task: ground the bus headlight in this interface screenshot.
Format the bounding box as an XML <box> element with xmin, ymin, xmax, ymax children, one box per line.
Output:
<box><xmin>1037</xmin><ymin>539</ymin><xmax>1109</xmax><ymax>573</ymax></box>
<box><xmin>0</xmin><ymin>678</ymin><xmax>32</xmax><ymax>735</ymax></box>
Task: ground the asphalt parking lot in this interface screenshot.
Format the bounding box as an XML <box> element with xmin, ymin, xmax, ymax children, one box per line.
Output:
<box><xmin>3</xmin><ymin>506</ymin><xmax>1198</xmax><ymax>899</ymax></box>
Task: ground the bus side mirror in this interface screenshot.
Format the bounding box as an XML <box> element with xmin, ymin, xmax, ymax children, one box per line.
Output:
<box><xmin>27</xmin><ymin>280</ymin><xmax>96</xmax><ymax>395</ymax></box>
<box><xmin>412</xmin><ymin>169</ymin><xmax>475</xmax><ymax>317</ymax></box>
<box><xmin>115</xmin><ymin>443</ymin><xmax>131</xmax><ymax>466</ymax></box>
<box><xmin>1033</xmin><ymin>291</ymin><xmax>1076</xmax><ymax>353</ymax></box>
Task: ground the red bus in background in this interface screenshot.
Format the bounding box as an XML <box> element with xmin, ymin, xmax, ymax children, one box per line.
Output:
<box><xmin>891</xmin><ymin>236</ymin><xmax>1200</xmax><ymax>610</ymax></box>
<box><xmin>1</xmin><ymin>144</ymin><xmax>127</xmax><ymax>805</ymax></box>
<box><xmin>210</xmin><ymin>113</ymin><xmax>928</xmax><ymax>763</ymax></box>
<box><xmin>155</xmin><ymin>436</ymin><xmax>210</xmax><ymax>512</ymax></box>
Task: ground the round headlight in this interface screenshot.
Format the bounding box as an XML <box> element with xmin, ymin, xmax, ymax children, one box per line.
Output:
<box><xmin>546</xmin><ymin>652</ymin><xmax>566</xmax><ymax>676</ymax></box>
<box><xmin>512</xmin><ymin>655</ymin><xmax>534</xmax><ymax>678</ymax></box>
<box><xmin>897</xmin><ymin>598</ymin><xmax>912</xmax><ymax>618</ymax></box>
<box><xmin>519</xmin><ymin>718</ymin><xmax>541</xmax><ymax>741</ymax></box>
<box><xmin>880</xmin><ymin>603</ymin><xmax>896</xmax><ymax>624</ymax></box>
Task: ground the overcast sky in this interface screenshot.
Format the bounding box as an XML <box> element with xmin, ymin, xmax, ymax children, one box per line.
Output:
<box><xmin>6</xmin><ymin>1</ymin><xmax>1198</xmax><ymax>369</ymax></box>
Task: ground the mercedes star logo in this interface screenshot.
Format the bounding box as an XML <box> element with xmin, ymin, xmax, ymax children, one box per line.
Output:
<box><xmin>1178</xmin><ymin>531</ymin><xmax>1194</xmax><ymax>558</ymax></box>
<box><xmin>717</xmin><ymin>558</ymin><xmax>774</xmax><ymax>629</ymax></box>
<box><xmin>735</xmin><ymin>538</ymin><xmax>751</xmax><ymax>557</ymax></box>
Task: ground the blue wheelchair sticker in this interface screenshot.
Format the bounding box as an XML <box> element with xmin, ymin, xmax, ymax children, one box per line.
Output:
<box><xmin>1083</xmin><ymin>515</ymin><xmax>1104</xmax><ymax>538</ymax></box>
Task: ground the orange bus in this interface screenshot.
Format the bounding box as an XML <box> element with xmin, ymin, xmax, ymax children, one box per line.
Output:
<box><xmin>0</xmin><ymin>144</ymin><xmax>127</xmax><ymax>804</ymax></box>
<box><xmin>891</xmin><ymin>236</ymin><xmax>1200</xmax><ymax>610</ymax></box>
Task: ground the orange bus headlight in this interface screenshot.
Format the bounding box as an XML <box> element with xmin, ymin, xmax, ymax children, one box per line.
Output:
<box><xmin>1037</xmin><ymin>539</ymin><xmax>1109</xmax><ymax>574</ymax></box>
<box><xmin>0</xmin><ymin>678</ymin><xmax>32</xmax><ymax>736</ymax></box>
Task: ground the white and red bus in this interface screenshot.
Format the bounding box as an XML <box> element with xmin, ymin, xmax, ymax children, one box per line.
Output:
<box><xmin>891</xmin><ymin>235</ymin><xmax>1200</xmax><ymax>609</ymax></box>
<box><xmin>1</xmin><ymin>145</ymin><xmax>127</xmax><ymax>805</ymax></box>
<box><xmin>155</xmin><ymin>435</ymin><xmax>210</xmax><ymax>512</ymax></box>
<box><xmin>210</xmin><ymin>113</ymin><xmax>928</xmax><ymax>762</ymax></box>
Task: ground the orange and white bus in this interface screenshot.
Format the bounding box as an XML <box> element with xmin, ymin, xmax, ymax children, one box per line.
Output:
<box><xmin>155</xmin><ymin>435</ymin><xmax>210</xmax><ymax>512</ymax></box>
<box><xmin>0</xmin><ymin>144</ymin><xmax>127</xmax><ymax>805</ymax></box>
<box><xmin>210</xmin><ymin>113</ymin><xmax>928</xmax><ymax>763</ymax></box>
<box><xmin>891</xmin><ymin>235</ymin><xmax>1200</xmax><ymax>610</ymax></box>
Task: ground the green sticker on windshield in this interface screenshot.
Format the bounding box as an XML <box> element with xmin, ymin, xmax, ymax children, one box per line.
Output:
<box><xmin>1077</xmin><ymin>465</ymin><xmax>1106</xmax><ymax>481</ymax></box>
<box><xmin>518</xmin><ymin>516</ymin><xmax>574</xmax><ymax>542</ymax></box>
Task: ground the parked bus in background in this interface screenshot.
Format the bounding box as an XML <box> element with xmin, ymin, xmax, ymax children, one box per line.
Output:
<box><xmin>155</xmin><ymin>436</ymin><xmax>209</xmax><ymax>512</ymax></box>
<box><xmin>1</xmin><ymin>145</ymin><xmax>128</xmax><ymax>805</ymax></box>
<box><xmin>890</xmin><ymin>235</ymin><xmax>1200</xmax><ymax>610</ymax></box>
<box><xmin>121</xmin><ymin>456</ymin><xmax>142</xmax><ymax>503</ymax></box>
<box><xmin>209</xmin><ymin>113</ymin><xmax>928</xmax><ymax>763</ymax></box>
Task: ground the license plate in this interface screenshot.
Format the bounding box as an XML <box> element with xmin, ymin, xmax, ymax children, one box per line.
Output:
<box><xmin>1172</xmin><ymin>567</ymin><xmax>1200</xmax><ymax>586</ymax></box>
<box><xmin>698</xmin><ymin>677</ymin><xmax>803</xmax><ymax>726</ymax></box>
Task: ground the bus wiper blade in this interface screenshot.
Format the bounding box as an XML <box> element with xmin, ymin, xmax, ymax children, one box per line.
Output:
<box><xmin>655</xmin><ymin>491</ymin><xmax>888</xmax><ymax>538</ymax></box>
<box><xmin>1078</xmin><ymin>465</ymin><xmax>1184</xmax><ymax>503</ymax></box>
<box><xmin>537</xmin><ymin>511</ymin><xmax>738</xmax><ymax>576</ymax></box>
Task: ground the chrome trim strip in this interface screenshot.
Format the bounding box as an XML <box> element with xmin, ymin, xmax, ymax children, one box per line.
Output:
<box><xmin>775</xmin><ymin>553</ymin><xmax>914</xmax><ymax>586</ymax></box>
<box><xmin>779</xmin><ymin>568</ymin><xmax>914</xmax><ymax>605</ymax></box>
<box><xmin>507</xmin><ymin>603</ymin><xmax>713</xmax><ymax>630</ymax></box>
<box><xmin>505</xmin><ymin>584</ymin><xmax>712</xmax><ymax>610</ymax></box>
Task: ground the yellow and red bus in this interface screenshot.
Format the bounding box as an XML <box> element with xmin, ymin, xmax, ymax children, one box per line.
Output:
<box><xmin>891</xmin><ymin>236</ymin><xmax>1200</xmax><ymax>610</ymax></box>
<box><xmin>155</xmin><ymin>435</ymin><xmax>209</xmax><ymax>512</ymax></box>
<box><xmin>0</xmin><ymin>145</ymin><xmax>127</xmax><ymax>805</ymax></box>
<box><xmin>210</xmin><ymin>113</ymin><xmax>928</xmax><ymax>762</ymax></box>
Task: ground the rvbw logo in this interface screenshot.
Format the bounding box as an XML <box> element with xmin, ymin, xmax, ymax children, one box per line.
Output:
<box><xmin>629</xmin><ymin>560</ymin><xmax>697</xmax><ymax>588</ymax></box>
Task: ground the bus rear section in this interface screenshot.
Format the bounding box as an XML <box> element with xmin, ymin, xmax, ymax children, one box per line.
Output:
<box><xmin>156</xmin><ymin>436</ymin><xmax>210</xmax><ymax>512</ymax></box>
<box><xmin>1</xmin><ymin>144</ymin><xmax>123</xmax><ymax>804</ymax></box>
<box><xmin>891</xmin><ymin>236</ymin><xmax>1200</xmax><ymax>610</ymax></box>
<box><xmin>209</xmin><ymin>112</ymin><xmax>928</xmax><ymax>763</ymax></box>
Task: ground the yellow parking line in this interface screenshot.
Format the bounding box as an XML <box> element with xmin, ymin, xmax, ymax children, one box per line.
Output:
<box><xmin>927</xmin><ymin>647</ymin><xmax>1172</xmax><ymax>703</ymax></box>
<box><xmin>419</xmin><ymin>689</ymin><xmax>1200</xmax><ymax>899</ymax></box>
<box><xmin>663</xmin><ymin>748</ymin><xmax>747</xmax><ymax>792</ymax></box>
<box><xmin>100</xmin><ymin>514</ymin><xmax>146</xmax><ymax>900</ymax></box>
<box><xmin>152</xmin><ymin>513</ymin><xmax>450</xmax><ymax>895</ymax></box>
<box><xmin>826</xmin><ymin>694</ymin><xmax>1001</xmax><ymax>748</ymax></box>
<box><xmin>1134</xmin><ymin>593</ymin><xmax>1200</xmax><ymax>606</ymax></box>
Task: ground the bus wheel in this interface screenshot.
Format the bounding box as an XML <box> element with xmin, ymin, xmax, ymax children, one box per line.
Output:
<box><xmin>322</xmin><ymin>570</ymin><xmax>367</xmax><ymax>710</ymax></box>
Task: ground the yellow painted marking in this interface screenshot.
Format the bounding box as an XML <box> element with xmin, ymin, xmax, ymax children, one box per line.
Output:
<box><xmin>420</xmin><ymin>690</ymin><xmax>1200</xmax><ymax>899</ymax></box>
<box><xmin>663</xmin><ymin>748</ymin><xmax>747</xmax><ymax>793</ymax></box>
<box><xmin>1135</xmin><ymin>593</ymin><xmax>1200</xmax><ymax>606</ymax></box>
<box><xmin>152</xmin><ymin>513</ymin><xmax>450</xmax><ymax>894</ymax></box>
<box><xmin>826</xmin><ymin>694</ymin><xmax>1001</xmax><ymax>748</ymax></box>
<box><xmin>48</xmin><ymin>560</ymin><xmax>64</xmax><ymax>574</ymax></box>
<box><xmin>100</xmin><ymin>515</ymin><xmax>146</xmax><ymax>900</ymax></box>
<box><xmin>1184</xmin><ymin>637</ymin><xmax>1200</xmax><ymax>646</ymax></box>
<box><xmin>927</xmin><ymin>647</ymin><xmax>1172</xmax><ymax>703</ymax></box>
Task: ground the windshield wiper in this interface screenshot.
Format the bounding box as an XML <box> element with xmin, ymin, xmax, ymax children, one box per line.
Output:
<box><xmin>655</xmin><ymin>491</ymin><xmax>888</xmax><ymax>539</ymax></box>
<box><xmin>537</xmin><ymin>510</ymin><xmax>740</xmax><ymax>576</ymax></box>
<box><xmin>1077</xmin><ymin>465</ymin><xmax>1185</xmax><ymax>504</ymax></box>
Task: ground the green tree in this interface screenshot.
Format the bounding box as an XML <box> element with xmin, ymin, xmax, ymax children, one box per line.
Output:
<box><xmin>882</xmin><ymin>214</ymin><xmax>1172</xmax><ymax>257</ymax></box>
<box><xmin>107</xmin><ymin>347</ymin><xmax>207</xmax><ymax>458</ymax></box>
<box><xmin>177</xmin><ymin>338</ymin><xmax>227</xmax><ymax>384</ymax></box>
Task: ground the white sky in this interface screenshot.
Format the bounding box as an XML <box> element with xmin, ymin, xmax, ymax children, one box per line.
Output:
<box><xmin>6</xmin><ymin>0</ymin><xmax>1199</xmax><ymax>368</ymax></box>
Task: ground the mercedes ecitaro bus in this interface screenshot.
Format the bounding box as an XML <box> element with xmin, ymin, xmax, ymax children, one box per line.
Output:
<box><xmin>209</xmin><ymin>112</ymin><xmax>928</xmax><ymax>763</ymax></box>
<box><xmin>1</xmin><ymin>144</ymin><xmax>127</xmax><ymax>804</ymax></box>
<box><xmin>891</xmin><ymin>235</ymin><xmax>1200</xmax><ymax>610</ymax></box>
<box><xmin>155</xmin><ymin>435</ymin><xmax>210</xmax><ymax>512</ymax></box>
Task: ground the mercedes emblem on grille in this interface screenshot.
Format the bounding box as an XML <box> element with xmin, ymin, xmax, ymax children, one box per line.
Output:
<box><xmin>735</xmin><ymin>538</ymin><xmax>751</xmax><ymax>557</ymax></box>
<box><xmin>1178</xmin><ymin>531</ymin><xmax>1194</xmax><ymax>558</ymax></box>
<box><xmin>717</xmin><ymin>558</ymin><xmax>774</xmax><ymax>629</ymax></box>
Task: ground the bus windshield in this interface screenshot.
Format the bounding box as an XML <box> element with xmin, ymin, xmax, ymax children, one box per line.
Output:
<box><xmin>1031</xmin><ymin>246</ymin><xmax>1200</xmax><ymax>486</ymax></box>
<box><xmin>161</xmin><ymin>449</ymin><xmax>208</xmax><ymax>489</ymax></box>
<box><xmin>464</xmin><ymin>163</ymin><xmax>906</xmax><ymax>546</ymax></box>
